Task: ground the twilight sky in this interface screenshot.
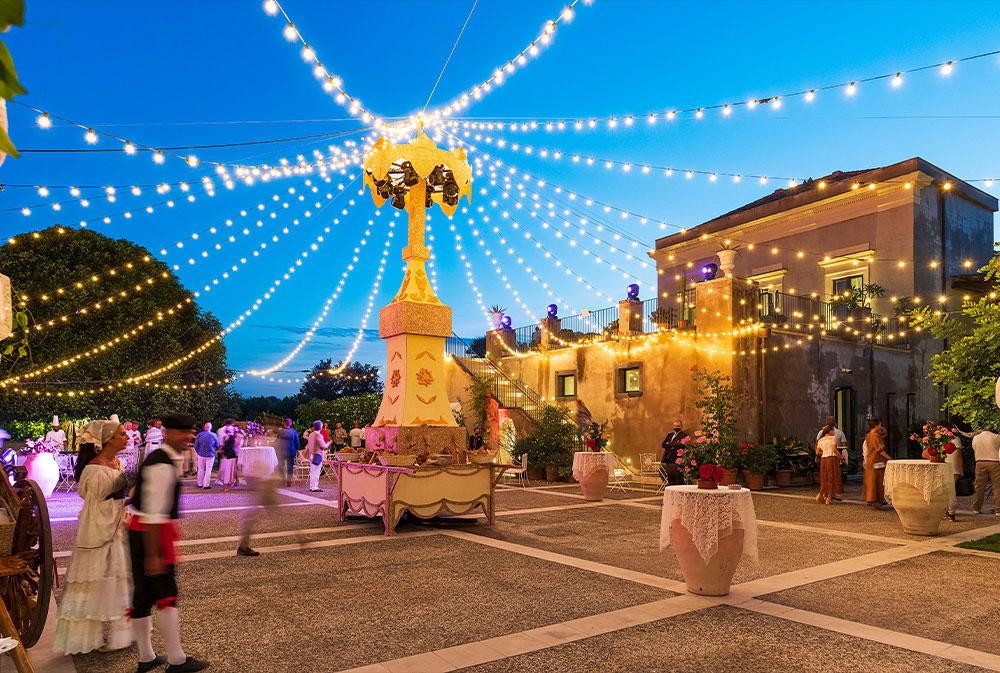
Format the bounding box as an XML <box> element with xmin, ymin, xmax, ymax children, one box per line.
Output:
<box><xmin>3</xmin><ymin>0</ymin><xmax>999</xmax><ymax>397</ymax></box>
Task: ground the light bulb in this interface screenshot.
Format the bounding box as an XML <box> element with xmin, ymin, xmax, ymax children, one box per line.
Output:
<box><xmin>263</xmin><ymin>0</ymin><xmax>278</xmax><ymax>14</ymax></box>
<box><xmin>301</xmin><ymin>45</ymin><xmax>314</xmax><ymax>61</ymax></box>
<box><xmin>283</xmin><ymin>23</ymin><xmax>296</xmax><ymax>41</ymax></box>
<box><xmin>124</xmin><ymin>142</ymin><xmax>136</xmax><ymax>155</ymax></box>
<box><xmin>84</xmin><ymin>129</ymin><xmax>98</xmax><ymax>144</ymax></box>
<box><xmin>154</xmin><ymin>151</ymin><xmax>165</xmax><ymax>164</ymax></box>
<box><xmin>942</xmin><ymin>61</ymin><xmax>953</xmax><ymax>75</ymax></box>
<box><xmin>892</xmin><ymin>73</ymin><xmax>902</xmax><ymax>87</ymax></box>
<box><xmin>187</xmin><ymin>155</ymin><xmax>199</xmax><ymax>167</ymax></box>
<box><xmin>846</xmin><ymin>82</ymin><xmax>856</xmax><ymax>95</ymax></box>
<box><xmin>805</xmin><ymin>89</ymin><xmax>815</xmax><ymax>101</ymax></box>
<box><xmin>37</xmin><ymin>113</ymin><xmax>52</xmax><ymax>129</ymax></box>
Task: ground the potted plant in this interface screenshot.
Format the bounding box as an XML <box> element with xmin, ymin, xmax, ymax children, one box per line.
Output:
<box><xmin>910</xmin><ymin>422</ymin><xmax>959</xmax><ymax>463</ymax></box>
<box><xmin>20</xmin><ymin>437</ymin><xmax>60</xmax><ymax>497</ymax></box>
<box><xmin>676</xmin><ymin>432</ymin><xmax>726</xmax><ymax>489</ymax></box>
<box><xmin>832</xmin><ymin>282</ymin><xmax>884</xmax><ymax>325</ymax></box>
<box><xmin>716</xmin><ymin>241</ymin><xmax>741</xmax><ymax>275</ymax></box>
<box><xmin>772</xmin><ymin>435</ymin><xmax>809</xmax><ymax>487</ymax></box>
<box><xmin>649</xmin><ymin>306</ymin><xmax>676</xmax><ymax>330</ymax></box>
<box><xmin>719</xmin><ymin>444</ymin><xmax>740</xmax><ymax>485</ymax></box>
<box><xmin>489</xmin><ymin>304</ymin><xmax>507</xmax><ymax>330</ymax></box>
<box><xmin>739</xmin><ymin>442</ymin><xmax>777</xmax><ymax>490</ymax></box>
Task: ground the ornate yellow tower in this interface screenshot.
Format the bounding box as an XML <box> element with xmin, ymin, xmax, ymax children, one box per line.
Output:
<box><xmin>362</xmin><ymin>133</ymin><xmax>472</xmax><ymax>455</ymax></box>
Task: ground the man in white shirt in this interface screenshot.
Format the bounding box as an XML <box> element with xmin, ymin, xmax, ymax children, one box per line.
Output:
<box><xmin>348</xmin><ymin>422</ymin><xmax>364</xmax><ymax>450</ymax></box>
<box><xmin>128</xmin><ymin>412</ymin><xmax>208</xmax><ymax>673</ymax></box>
<box><xmin>126</xmin><ymin>422</ymin><xmax>143</xmax><ymax>452</ymax></box>
<box><xmin>44</xmin><ymin>415</ymin><xmax>67</xmax><ymax>450</ymax></box>
<box><xmin>972</xmin><ymin>427</ymin><xmax>1000</xmax><ymax>516</ymax></box>
<box><xmin>143</xmin><ymin>419</ymin><xmax>164</xmax><ymax>461</ymax></box>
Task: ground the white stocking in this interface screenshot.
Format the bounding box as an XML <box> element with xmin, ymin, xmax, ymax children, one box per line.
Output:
<box><xmin>156</xmin><ymin>606</ymin><xmax>187</xmax><ymax>665</ymax></box>
<box><xmin>132</xmin><ymin>616</ymin><xmax>155</xmax><ymax>662</ymax></box>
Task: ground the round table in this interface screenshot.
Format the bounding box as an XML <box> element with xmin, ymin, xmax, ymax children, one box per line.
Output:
<box><xmin>884</xmin><ymin>460</ymin><xmax>955</xmax><ymax>535</ymax></box>
<box><xmin>660</xmin><ymin>485</ymin><xmax>758</xmax><ymax>595</ymax></box>
<box><xmin>238</xmin><ymin>445</ymin><xmax>278</xmax><ymax>480</ymax></box>
<box><xmin>572</xmin><ymin>451</ymin><xmax>616</xmax><ymax>500</ymax></box>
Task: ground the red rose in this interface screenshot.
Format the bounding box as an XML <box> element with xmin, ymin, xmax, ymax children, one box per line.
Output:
<box><xmin>699</xmin><ymin>464</ymin><xmax>714</xmax><ymax>479</ymax></box>
<box><xmin>713</xmin><ymin>466</ymin><xmax>725</xmax><ymax>483</ymax></box>
<box><xmin>944</xmin><ymin>442</ymin><xmax>956</xmax><ymax>454</ymax></box>
<box><xmin>586</xmin><ymin>439</ymin><xmax>596</xmax><ymax>448</ymax></box>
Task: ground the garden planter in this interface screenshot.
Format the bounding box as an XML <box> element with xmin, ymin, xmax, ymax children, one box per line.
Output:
<box><xmin>717</xmin><ymin>249</ymin><xmax>738</xmax><ymax>275</ymax></box>
<box><xmin>891</xmin><ymin>482</ymin><xmax>948</xmax><ymax>535</ymax></box>
<box><xmin>526</xmin><ymin>467</ymin><xmax>545</xmax><ymax>481</ymax></box>
<box><xmin>24</xmin><ymin>453</ymin><xmax>58</xmax><ymax>498</ymax></box>
<box><xmin>579</xmin><ymin>469</ymin><xmax>609</xmax><ymax>500</ymax></box>
<box><xmin>774</xmin><ymin>469</ymin><xmax>792</xmax><ymax>487</ymax></box>
<box><xmin>720</xmin><ymin>468</ymin><xmax>739</xmax><ymax>486</ymax></box>
<box><xmin>744</xmin><ymin>471</ymin><xmax>765</xmax><ymax>491</ymax></box>
<box><xmin>670</xmin><ymin>519</ymin><xmax>744</xmax><ymax>596</ymax></box>
<box><xmin>928</xmin><ymin>455</ymin><xmax>944</xmax><ymax>464</ymax></box>
<box><xmin>545</xmin><ymin>465</ymin><xmax>559</xmax><ymax>482</ymax></box>
<box><xmin>696</xmin><ymin>478</ymin><xmax>718</xmax><ymax>490</ymax></box>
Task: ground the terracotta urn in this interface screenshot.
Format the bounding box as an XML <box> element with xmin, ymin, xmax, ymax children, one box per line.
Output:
<box><xmin>24</xmin><ymin>453</ymin><xmax>58</xmax><ymax>498</ymax></box>
<box><xmin>670</xmin><ymin>519</ymin><xmax>744</xmax><ymax>596</ymax></box>
<box><xmin>891</xmin><ymin>482</ymin><xmax>949</xmax><ymax>535</ymax></box>
<box><xmin>579</xmin><ymin>468</ymin><xmax>610</xmax><ymax>500</ymax></box>
<box><xmin>928</xmin><ymin>455</ymin><xmax>944</xmax><ymax>464</ymax></box>
<box><xmin>744</xmin><ymin>471</ymin><xmax>765</xmax><ymax>491</ymax></box>
<box><xmin>696</xmin><ymin>478</ymin><xmax>718</xmax><ymax>490</ymax></box>
<box><xmin>774</xmin><ymin>469</ymin><xmax>793</xmax><ymax>487</ymax></box>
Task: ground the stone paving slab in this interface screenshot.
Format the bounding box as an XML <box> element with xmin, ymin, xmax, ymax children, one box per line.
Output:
<box><xmin>70</xmin><ymin>534</ymin><xmax>672</xmax><ymax>673</ymax></box>
<box><xmin>750</xmin><ymin>492</ymin><xmax>997</xmax><ymax>540</ymax></box>
<box><xmin>465</xmin><ymin>505</ymin><xmax>895</xmax><ymax>584</ymax></box>
<box><xmin>761</xmin><ymin>550</ymin><xmax>1000</xmax><ymax>656</ymax></box>
<box><xmin>494</xmin><ymin>488</ymin><xmax>591</xmax><ymax>511</ymax></box>
<box><xmin>455</xmin><ymin>605</ymin><xmax>992</xmax><ymax>673</ymax></box>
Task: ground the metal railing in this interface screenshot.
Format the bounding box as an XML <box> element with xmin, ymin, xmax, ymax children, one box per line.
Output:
<box><xmin>445</xmin><ymin>334</ymin><xmax>546</xmax><ymax>422</ymax></box>
<box><xmin>758</xmin><ymin>290</ymin><xmax>909</xmax><ymax>350</ymax></box>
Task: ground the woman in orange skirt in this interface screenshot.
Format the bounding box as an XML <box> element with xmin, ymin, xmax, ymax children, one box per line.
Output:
<box><xmin>864</xmin><ymin>419</ymin><xmax>891</xmax><ymax>508</ymax></box>
<box><xmin>816</xmin><ymin>425</ymin><xmax>845</xmax><ymax>504</ymax></box>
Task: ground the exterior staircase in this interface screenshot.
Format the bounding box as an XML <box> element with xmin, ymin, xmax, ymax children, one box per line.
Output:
<box><xmin>445</xmin><ymin>334</ymin><xmax>544</xmax><ymax>425</ymax></box>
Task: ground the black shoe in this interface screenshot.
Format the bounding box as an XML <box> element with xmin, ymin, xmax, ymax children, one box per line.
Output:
<box><xmin>831</xmin><ymin>496</ymin><xmax>842</xmax><ymax>501</ymax></box>
<box><xmin>165</xmin><ymin>658</ymin><xmax>210</xmax><ymax>673</ymax></box>
<box><xmin>136</xmin><ymin>656</ymin><xmax>167</xmax><ymax>673</ymax></box>
<box><xmin>236</xmin><ymin>547</ymin><xmax>260</xmax><ymax>557</ymax></box>
<box><xmin>310</xmin><ymin>488</ymin><xmax>323</xmax><ymax>492</ymax></box>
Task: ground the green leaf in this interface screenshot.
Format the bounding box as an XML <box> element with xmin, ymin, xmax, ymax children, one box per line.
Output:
<box><xmin>2</xmin><ymin>345</ymin><xmax>13</xmax><ymax>356</ymax></box>
<box><xmin>0</xmin><ymin>41</ymin><xmax>27</xmax><ymax>100</ymax></box>
<box><xmin>0</xmin><ymin>124</ymin><xmax>17</xmax><ymax>158</ymax></box>
<box><xmin>0</xmin><ymin>0</ymin><xmax>24</xmax><ymax>30</ymax></box>
<box><xmin>14</xmin><ymin>311</ymin><xmax>26</xmax><ymax>329</ymax></box>
<box><xmin>16</xmin><ymin>345</ymin><xmax>25</xmax><ymax>358</ymax></box>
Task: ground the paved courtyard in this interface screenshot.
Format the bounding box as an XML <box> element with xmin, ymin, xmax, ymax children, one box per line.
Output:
<box><xmin>31</xmin><ymin>476</ymin><xmax>1000</xmax><ymax>673</ymax></box>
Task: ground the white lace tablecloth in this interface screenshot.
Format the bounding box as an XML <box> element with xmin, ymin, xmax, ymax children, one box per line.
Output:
<box><xmin>659</xmin><ymin>485</ymin><xmax>758</xmax><ymax>563</ymax></box>
<box><xmin>572</xmin><ymin>451</ymin><xmax>616</xmax><ymax>480</ymax></box>
<box><xmin>238</xmin><ymin>445</ymin><xmax>278</xmax><ymax>479</ymax></box>
<box><xmin>884</xmin><ymin>460</ymin><xmax>956</xmax><ymax>509</ymax></box>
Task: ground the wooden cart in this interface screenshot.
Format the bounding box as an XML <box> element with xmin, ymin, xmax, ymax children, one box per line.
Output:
<box><xmin>0</xmin><ymin>465</ymin><xmax>53</xmax><ymax>673</ymax></box>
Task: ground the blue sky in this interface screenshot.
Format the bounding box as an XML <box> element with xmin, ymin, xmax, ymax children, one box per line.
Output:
<box><xmin>3</xmin><ymin>0</ymin><xmax>1000</xmax><ymax>397</ymax></box>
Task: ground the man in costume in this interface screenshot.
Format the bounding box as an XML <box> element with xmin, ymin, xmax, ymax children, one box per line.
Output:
<box><xmin>129</xmin><ymin>412</ymin><xmax>209</xmax><ymax>673</ymax></box>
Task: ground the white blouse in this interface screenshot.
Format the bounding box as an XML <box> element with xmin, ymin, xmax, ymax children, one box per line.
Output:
<box><xmin>817</xmin><ymin>435</ymin><xmax>841</xmax><ymax>459</ymax></box>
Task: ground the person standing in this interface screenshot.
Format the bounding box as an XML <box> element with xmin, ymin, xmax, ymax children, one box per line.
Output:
<box><xmin>349</xmin><ymin>422</ymin><xmax>364</xmax><ymax>451</ymax></box>
<box><xmin>128</xmin><ymin>412</ymin><xmax>208</xmax><ymax>673</ymax></box>
<box><xmin>275</xmin><ymin>418</ymin><xmax>300</xmax><ymax>487</ymax></box>
<box><xmin>660</xmin><ymin>420</ymin><xmax>688</xmax><ymax>486</ymax></box>
<box><xmin>333</xmin><ymin>422</ymin><xmax>348</xmax><ymax>452</ymax></box>
<box><xmin>305</xmin><ymin>421</ymin><xmax>331</xmax><ymax>492</ymax></box>
<box><xmin>52</xmin><ymin>419</ymin><xmax>132</xmax><ymax>655</ymax></box>
<box><xmin>816</xmin><ymin>416</ymin><xmax>847</xmax><ymax>501</ymax></box>
<box><xmin>468</xmin><ymin>427</ymin><xmax>484</xmax><ymax>452</ymax></box>
<box><xmin>126</xmin><ymin>422</ymin><xmax>143</xmax><ymax>453</ymax></box>
<box><xmin>45</xmin><ymin>415</ymin><xmax>67</xmax><ymax>450</ymax></box>
<box><xmin>863</xmin><ymin>419</ymin><xmax>891</xmax><ymax>508</ymax></box>
<box><xmin>215</xmin><ymin>419</ymin><xmax>240</xmax><ymax>492</ymax></box>
<box><xmin>972</xmin><ymin>426</ymin><xmax>1000</xmax><ymax>515</ymax></box>
<box><xmin>193</xmin><ymin>422</ymin><xmax>219</xmax><ymax>490</ymax></box>
<box><xmin>816</xmin><ymin>425</ymin><xmax>846</xmax><ymax>504</ymax></box>
<box><xmin>143</xmin><ymin>419</ymin><xmax>163</xmax><ymax>461</ymax></box>
<box><xmin>943</xmin><ymin>421</ymin><xmax>964</xmax><ymax>522</ymax></box>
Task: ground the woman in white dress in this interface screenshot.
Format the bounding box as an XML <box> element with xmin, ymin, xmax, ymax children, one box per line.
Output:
<box><xmin>53</xmin><ymin>419</ymin><xmax>133</xmax><ymax>655</ymax></box>
<box><xmin>305</xmin><ymin>420</ymin><xmax>331</xmax><ymax>492</ymax></box>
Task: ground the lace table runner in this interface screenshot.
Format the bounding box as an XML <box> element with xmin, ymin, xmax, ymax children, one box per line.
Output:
<box><xmin>884</xmin><ymin>460</ymin><xmax>956</xmax><ymax>509</ymax></box>
<box><xmin>659</xmin><ymin>486</ymin><xmax>758</xmax><ymax>563</ymax></box>
<box><xmin>572</xmin><ymin>451</ymin><xmax>616</xmax><ymax>480</ymax></box>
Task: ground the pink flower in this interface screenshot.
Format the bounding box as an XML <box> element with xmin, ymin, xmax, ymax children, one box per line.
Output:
<box><xmin>675</xmin><ymin>457</ymin><xmax>683</xmax><ymax>464</ymax></box>
<box><xmin>681</xmin><ymin>436</ymin><xmax>691</xmax><ymax>444</ymax></box>
<box><xmin>699</xmin><ymin>464</ymin><xmax>714</xmax><ymax>479</ymax></box>
<box><xmin>690</xmin><ymin>459</ymin><xmax>697</xmax><ymax>466</ymax></box>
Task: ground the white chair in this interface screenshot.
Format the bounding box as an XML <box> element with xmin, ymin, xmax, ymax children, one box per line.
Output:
<box><xmin>292</xmin><ymin>455</ymin><xmax>311</xmax><ymax>484</ymax></box>
<box><xmin>609</xmin><ymin>467</ymin><xmax>630</xmax><ymax>493</ymax></box>
<box><xmin>55</xmin><ymin>454</ymin><xmax>76</xmax><ymax>492</ymax></box>
<box><xmin>503</xmin><ymin>454</ymin><xmax>527</xmax><ymax>488</ymax></box>
<box><xmin>640</xmin><ymin>452</ymin><xmax>666</xmax><ymax>494</ymax></box>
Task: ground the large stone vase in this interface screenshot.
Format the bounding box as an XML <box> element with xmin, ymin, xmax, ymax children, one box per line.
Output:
<box><xmin>670</xmin><ymin>519</ymin><xmax>744</xmax><ymax>596</ymax></box>
<box><xmin>579</xmin><ymin>468</ymin><xmax>609</xmax><ymax>501</ymax></box>
<box><xmin>24</xmin><ymin>453</ymin><xmax>58</xmax><ymax>498</ymax></box>
<box><xmin>891</xmin><ymin>482</ymin><xmax>948</xmax><ymax>535</ymax></box>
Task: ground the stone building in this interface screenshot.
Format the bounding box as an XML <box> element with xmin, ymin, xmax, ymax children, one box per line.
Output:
<box><xmin>445</xmin><ymin>158</ymin><xmax>997</xmax><ymax>468</ymax></box>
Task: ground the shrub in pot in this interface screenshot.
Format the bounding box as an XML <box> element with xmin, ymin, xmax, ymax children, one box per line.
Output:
<box><xmin>772</xmin><ymin>435</ymin><xmax>809</xmax><ymax>487</ymax></box>
<box><xmin>739</xmin><ymin>442</ymin><xmax>777</xmax><ymax>490</ymax></box>
<box><xmin>516</xmin><ymin>404</ymin><xmax>576</xmax><ymax>482</ymax></box>
<box><xmin>514</xmin><ymin>436</ymin><xmax>545</xmax><ymax>481</ymax></box>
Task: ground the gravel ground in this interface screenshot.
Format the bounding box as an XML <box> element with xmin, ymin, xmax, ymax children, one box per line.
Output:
<box><xmin>456</xmin><ymin>605</ymin><xmax>992</xmax><ymax>673</ymax></box>
<box><xmin>494</xmin><ymin>488</ymin><xmax>593</xmax><ymax>511</ymax></box>
<box><xmin>468</xmin><ymin>505</ymin><xmax>893</xmax><ymax>584</ymax></box>
<box><xmin>762</xmin><ymin>551</ymin><xmax>1000</xmax><ymax>655</ymax></box>
<box><xmin>554</xmin><ymin>485</ymin><xmax>662</xmax><ymax>501</ymax></box>
<box><xmin>70</xmin><ymin>534</ymin><xmax>670</xmax><ymax>673</ymax></box>
<box><xmin>750</xmin><ymin>492</ymin><xmax>997</xmax><ymax>540</ymax></box>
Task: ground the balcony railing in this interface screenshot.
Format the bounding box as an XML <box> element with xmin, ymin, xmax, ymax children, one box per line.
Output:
<box><xmin>758</xmin><ymin>290</ymin><xmax>910</xmax><ymax>350</ymax></box>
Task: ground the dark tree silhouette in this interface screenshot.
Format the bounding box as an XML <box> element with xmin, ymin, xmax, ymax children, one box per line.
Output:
<box><xmin>298</xmin><ymin>359</ymin><xmax>382</xmax><ymax>401</ymax></box>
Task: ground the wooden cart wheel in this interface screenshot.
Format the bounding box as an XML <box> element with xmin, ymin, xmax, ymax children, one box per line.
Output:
<box><xmin>3</xmin><ymin>478</ymin><xmax>53</xmax><ymax>649</ymax></box>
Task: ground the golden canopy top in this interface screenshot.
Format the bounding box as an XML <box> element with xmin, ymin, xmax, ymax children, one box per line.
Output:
<box><xmin>363</xmin><ymin>133</ymin><xmax>472</xmax><ymax>217</ymax></box>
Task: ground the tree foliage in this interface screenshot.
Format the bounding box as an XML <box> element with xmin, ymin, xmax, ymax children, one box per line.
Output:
<box><xmin>294</xmin><ymin>392</ymin><xmax>381</xmax><ymax>429</ymax></box>
<box><xmin>907</xmin><ymin>250</ymin><xmax>1000</xmax><ymax>429</ymax></box>
<box><xmin>298</xmin><ymin>359</ymin><xmax>382</xmax><ymax>401</ymax></box>
<box><xmin>0</xmin><ymin>0</ymin><xmax>26</xmax><ymax>158</ymax></box>
<box><xmin>0</xmin><ymin>226</ymin><xmax>238</xmax><ymax>423</ymax></box>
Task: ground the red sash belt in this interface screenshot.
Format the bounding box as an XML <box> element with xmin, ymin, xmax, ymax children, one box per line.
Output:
<box><xmin>129</xmin><ymin>518</ymin><xmax>182</xmax><ymax>565</ymax></box>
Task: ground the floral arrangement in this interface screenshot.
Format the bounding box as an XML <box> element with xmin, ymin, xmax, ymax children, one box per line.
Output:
<box><xmin>584</xmin><ymin>423</ymin><xmax>608</xmax><ymax>452</ymax></box>
<box><xmin>20</xmin><ymin>437</ymin><xmax>60</xmax><ymax>455</ymax></box>
<box><xmin>909</xmin><ymin>423</ymin><xmax>958</xmax><ymax>461</ymax></box>
<box><xmin>676</xmin><ymin>432</ymin><xmax>725</xmax><ymax>484</ymax></box>
<box><xmin>245</xmin><ymin>421</ymin><xmax>269</xmax><ymax>439</ymax></box>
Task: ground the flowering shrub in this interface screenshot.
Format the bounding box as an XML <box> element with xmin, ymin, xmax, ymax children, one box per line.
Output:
<box><xmin>676</xmin><ymin>432</ymin><xmax>725</xmax><ymax>483</ymax></box>
<box><xmin>584</xmin><ymin>423</ymin><xmax>608</xmax><ymax>452</ymax></box>
<box><xmin>909</xmin><ymin>423</ymin><xmax>958</xmax><ymax>461</ymax></box>
<box><xmin>245</xmin><ymin>421</ymin><xmax>269</xmax><ymax>439</ymax></box>
<box><xmin>738</xmin><ymin>442</ymin><xmax>777</xmax><ymax>475</ymax></box>
<box><xmin>20</xmin><ymin>437</ymin><xmax>59</xmax><ymax>455</ymax></box>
